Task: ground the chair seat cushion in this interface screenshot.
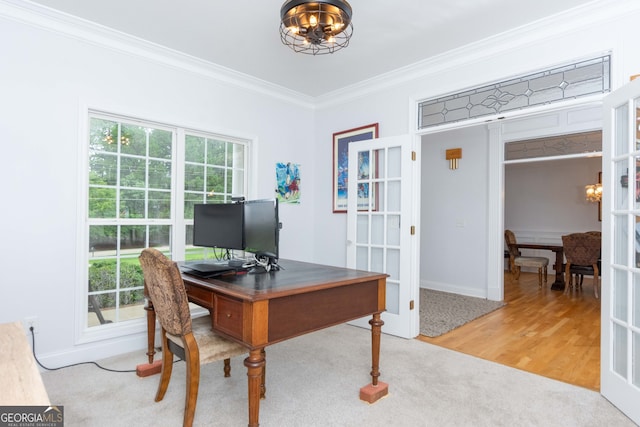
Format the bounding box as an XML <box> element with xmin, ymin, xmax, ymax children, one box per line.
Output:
<box><xmin>514</xmin><ymin>256</ymin><xmax>548</xmax><ymax>268</ymax></box>
<box><xmin>167</xmin><ymin>315</ymin><xmax>247</xmax><ymax>364</ymax></box>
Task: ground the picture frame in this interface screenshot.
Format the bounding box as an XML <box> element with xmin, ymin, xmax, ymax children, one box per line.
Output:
<box><xmin>332</xmin><ymin>123</ymin><xmax>379</xmax><ymax>213</ymax></box>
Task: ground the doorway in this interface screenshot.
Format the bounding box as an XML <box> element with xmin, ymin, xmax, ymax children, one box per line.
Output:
<box><xmin>418</xmin><ymin>104</ymin><xmax>603</xmax><ymax>389</ymax></box>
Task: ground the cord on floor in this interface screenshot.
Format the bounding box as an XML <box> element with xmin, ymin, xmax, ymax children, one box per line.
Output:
<box><xmin>30</xmin><ymin>326</ymin><xmax>137</xmax><ymax>373</ymax></box>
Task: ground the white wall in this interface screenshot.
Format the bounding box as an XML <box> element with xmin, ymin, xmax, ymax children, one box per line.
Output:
<box><xmin>419</xmin><ymin>126</ymin><xmax>489</xmax><ymax>296</ymax></box>
<box><xmin>505</xmin><ymin>157</ymin><xmax>603</xmax><ymax>237</ymax></box>
<box><xmin>0</xmin><ymin>7</ymin><xmax>315</xmax><ymax>363</ymax></box>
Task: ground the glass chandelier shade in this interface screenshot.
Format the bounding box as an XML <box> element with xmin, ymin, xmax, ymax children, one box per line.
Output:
<box><xmin>280</xmin><ymin>0</ymin><xmax>353</xmax><ymax>55</ymax></box>
<box><xmin>585</xmin><ymin>183</ymin><xmax>603</xmax><ymax>202</ymax></box>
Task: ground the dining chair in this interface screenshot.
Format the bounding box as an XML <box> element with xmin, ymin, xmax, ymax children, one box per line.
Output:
<box><xmin>504</xmin><ymin>230</ymin><xmax>549</xmax><ymax>288</ymax></box>
<box><xmin>139</xmin><ymin>248</ymin><xmax>250</xmax><ymax>427</ymax></box>
<box><xmin>561</xmin><ymin>233</ymin><xmax>601</xmax><ymax>298</ymax></box>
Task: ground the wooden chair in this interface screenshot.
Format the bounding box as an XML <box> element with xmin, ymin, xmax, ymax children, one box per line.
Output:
<box><xmin>139</xmin><ymin>248</ymin><xmax>250</xmax><ymax>427</ymax></box>
<box><xmin>561</xmin><ymin>233</ymin><xmax>601</xmax><ymax>298</ymax></box>
<box><xmin>504</xmin><ymin>230</ymin><xmax>549</xmax><ymax>288</ymax></box>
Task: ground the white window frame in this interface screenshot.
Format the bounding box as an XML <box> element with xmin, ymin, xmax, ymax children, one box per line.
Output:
<box><xmin>75</xmin><ymin>109</ymin><xmax>250</xmax><ymax>344</ymax></box>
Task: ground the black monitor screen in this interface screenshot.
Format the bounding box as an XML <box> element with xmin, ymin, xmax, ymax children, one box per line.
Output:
<box><xmin>193</xmin><ymin>203</ymin><xmax>244</xmax><ymax>250</ymax></box>
<box><xmin>243</xmin><ymin>199</ymin><xmax>279</xmax><ymax>259</ymax></box>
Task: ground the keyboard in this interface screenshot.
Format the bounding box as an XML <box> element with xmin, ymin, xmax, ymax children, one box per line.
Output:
<box><xmin>183</xmin><ymin>262</ymin><xmax>235</xmax><ymax>277</ymax></box>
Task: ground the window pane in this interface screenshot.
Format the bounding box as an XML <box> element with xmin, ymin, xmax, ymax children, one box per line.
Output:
<box><xmin>184</xmin><ymin>164</ymin><xmax>205</xmax><ymax>192</ymax></box>
<box><xmin>149</xmin><ymin>225</ymin><xmax>171</xmax><ymax>248</ymax></box>
<box><xmin>89</xmin><ymin>259</ymin><xmax>117</xmax><ymax>292</ymax></box>
<box><xmin>120</xmin><ymin>189</ymin><xmax>145</xmax><ymax>218</ymax></box>
<box><xmin>185</xmin><ymin>135</ymin><xmax>205</xmax><ymax>162</ymax></box>
<box><xmin>149</xmin><ymin>129</ymin><xmax>172</xmax><ymax>160</ymax></box>
<box><xmin>120</xmin><ymin>157</ymin><xmax>145</xmax><ymax>187</ymax></box>
<box><xmin>89</xmin><ymin>187</ymin><xmax>116</xmax><ymax>218</ymax></box>
<box><xmin>120</xmin><ymin>225</ymin><xmax>146</xmax><ymax>253</ymax></box>
<box><xmin>149</xmin><ymin>159</ymin><xmax>171</xmax><ymax>189</ymax></box>
<box><xmin>207</xmin><ymin>139</ymin><xmax>226</xmax><ymax>164</ymax></box>
<box><xmin>89</xmin><ymin>154</ymin><xmax>117</xmax><ymax>186</ymax></box>
<box><xmin>89</xmin><ymin>119</ymin><xmax>118</xmax><ymax>153</ymax></box>
<box><xmin>149</xmin><ymin>191</ymin><xmax>171</xmax><ymax>219</ymax></box>
<box><xmin>206</xmin><ymin>166</ymin><xmax>226</xmax><ymax>195</ymax></box>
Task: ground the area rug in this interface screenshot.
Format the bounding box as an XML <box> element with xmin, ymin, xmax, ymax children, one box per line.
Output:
<box><xmin>420</xmin><ymin>288</ymin><xmax>506</xmax><ymax>337</ymax></box>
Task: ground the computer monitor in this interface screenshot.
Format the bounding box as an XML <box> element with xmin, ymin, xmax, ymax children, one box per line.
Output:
<box><xmin>193</xmin><ymin>203</ymin><xmax>244</xmax><ymax>250</ymax></box>
<box><xmin>243</xmin><ymin>199</ymin><xmax>279</xmax><ymax>260</ymax></box>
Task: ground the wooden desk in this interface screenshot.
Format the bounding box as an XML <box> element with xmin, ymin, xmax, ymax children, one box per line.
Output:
<box><xmin>516</xmin><ymin>243</ymin><xmax>565</xmax><ymax>290</ymax></box>
<box><xmin>143</xmin><ymin>259</ymin><xmax>388</xmax><ymax>427</ymax></box>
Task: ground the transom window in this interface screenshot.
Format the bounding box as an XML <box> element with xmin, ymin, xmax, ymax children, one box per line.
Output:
<box><xmin>86</xmin><ymin>113</ymin><xmax>248</xmax><ymax>329</ymax></box>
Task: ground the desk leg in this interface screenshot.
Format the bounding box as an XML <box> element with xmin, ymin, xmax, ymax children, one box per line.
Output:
<box><xmin>550</xmin><ymin>249</ymin><xmax>565</xmax><ymax>291</ymax></box>
<box><xmin>245</xmin><ymin>348</ymin><xmax>265</xmax><ymax>427</ymax></box>
<box><xmin>360</xmin><ymin>312</ymin><xmax>388</xmax><ymax>403</ymax></box>
<box><xmin>135</xmin><ymin>297</ymin><xmax>162</xmax><ymax>377</ymax></box>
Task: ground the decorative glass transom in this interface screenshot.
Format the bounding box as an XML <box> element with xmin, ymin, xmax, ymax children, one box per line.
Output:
<box><xmin>418</xmin><ymin>55</ymin><xmax>610</xmax><ymax>129</ymax></box>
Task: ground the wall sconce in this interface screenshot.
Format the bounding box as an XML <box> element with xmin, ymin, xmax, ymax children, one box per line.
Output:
<box><xmin>446</xmin><ymin>148</ymin><xmax>462</xmax><ymax>170</ymax></box>
<box><xmin>585</xmin><ymin>172</ymin><xmax>602</xmax><ymax>221</ymax></box>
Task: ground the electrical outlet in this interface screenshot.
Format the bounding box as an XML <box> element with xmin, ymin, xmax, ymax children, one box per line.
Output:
<box><xmin>24</xmin><ymin>316</ymin><xmax>38</xmax><ymax>335</ymax></box>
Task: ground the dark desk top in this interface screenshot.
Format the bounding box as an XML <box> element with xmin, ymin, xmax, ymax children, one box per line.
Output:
<box><xmin>179</xmin><ymin>259</ymin><xmax>388</xmax><ymax>301</ymax></box>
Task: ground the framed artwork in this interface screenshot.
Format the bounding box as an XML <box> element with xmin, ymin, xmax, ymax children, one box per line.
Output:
<box><xmin>332</xmin><ymin>123</ymin><xmax>379</xmax><ymax>213</ymax></box>
<box><xmin>275</xmin><ymin>162</ymin><xmax>300</xmax><ymax>204</ymax></box>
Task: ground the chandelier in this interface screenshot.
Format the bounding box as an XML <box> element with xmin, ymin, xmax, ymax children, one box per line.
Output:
<box><xmin>585</xmin><ymin>172</ymin><xmax>603</xmax><ymax>202</ymax></box>
<box><xmin>279</xmin><ymin>0</ymin><xmax>353</xmax><ymax>55</ymax></box>
<box><xmin>585</xmin><ymin>183</ymin><xmax>603</xmax><ymax>202</ymax></box>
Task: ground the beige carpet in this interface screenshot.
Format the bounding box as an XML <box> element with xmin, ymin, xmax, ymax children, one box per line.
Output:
<box><xmin>420</xmin><ymin>289</ymin><xmax>506</xmax><ymax>337</ymax></box>
<box><xmin>40</xmin><ymin>324</ymin><xmax>633</xmax><ymax>427</ymax></box>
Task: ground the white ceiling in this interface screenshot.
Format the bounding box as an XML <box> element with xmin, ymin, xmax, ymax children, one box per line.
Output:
<box><xmin>28</xmin><ymin>0</ymin><xmax>591</xmax><ymax>97</ymax></box>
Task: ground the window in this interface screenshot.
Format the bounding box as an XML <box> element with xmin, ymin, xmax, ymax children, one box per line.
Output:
<box><xmin>86</xmin><ymin>113</ymin><xmax>248</xmax><ymax>329</ymax></box>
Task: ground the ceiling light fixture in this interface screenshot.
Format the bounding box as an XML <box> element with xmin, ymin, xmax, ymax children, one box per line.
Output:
<box><xmin>279</xmin><ymin>0</ymin><xmax>353</xmax><ymax>55</ymax></box>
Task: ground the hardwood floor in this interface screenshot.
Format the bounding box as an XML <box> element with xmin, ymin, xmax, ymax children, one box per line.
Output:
<box><xmin>418</xmin><ymin>271</ymin><xmax>601</xmax><ymax>391</ymax></box>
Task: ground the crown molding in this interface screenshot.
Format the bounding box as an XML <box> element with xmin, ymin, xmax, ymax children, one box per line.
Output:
<box><xmin>0</xmin><ymin>0</ymin><xmax>316</xmax><ymax>109</ymax></box>
<box><xmin>315</xmin><ymin>0</ymin><xmax>637</xmax><ymax>109</ymax></box>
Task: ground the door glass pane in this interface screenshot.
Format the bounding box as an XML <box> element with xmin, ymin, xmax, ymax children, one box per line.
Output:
<box><xmin>615</xmin><ymin>160</ymin><xmax>629</xmax><ymax>210</ymax></box>
<box><xmin>387</xmin><ymin>180</ymin><xmax>401</xmax><ymax>212</ymax></box>
<box><xmin>636</xmin><ymin>215</ymin><xmax>640</xmax><ymax>268</ymax></box>
<box><xmin>371</xmin><ymin>215</ymin><xmax>384</xmax><ymax>245</ymax></box>
<box><xmin>356</xmin><ymin>214</ymin><xmax>369</xmax><ymax>244</ymax></box>
<box><xmin>387</xmin><ymin>248</ymin><xmax>400</xmax><ymax>281</ymax></box>
<box><xmin>387</xmin><ymin>146</ymin><xmax>401</xmax><ymax>178</ymax></box>
<box><xmin>613</xmin><ymin>322</ymin><xmax>628</xmax><ymax>377</ymax></box>
<box><xmin>387</xmin><ymin>214</ymin><xmax>401</xmax><ymax>246</ymax></box>
<box><xmin>614</xmin><ymin>215</ymin><xmax>628</xmax><ymax>266</ymax></box>
<box><xmin>374</xmin><ymin>148</ymin><xmax>385</xmax><ymax>179</ymax></box>
<box><xmin>375</xmin><ymin>181</ymin><xmax>385</xmax><ymax>211</ymax></box>
<box><xmin>358</xmin><ymin>182</ymin><xmax>372</xmax><ymax>210</ymax></box>
<box><xmin>636</xmin><ymin>100</ymin><xmax>640</xmax><ymax>150</ymax></box>
<box><xmin>614</xmin><ymin>271</ymin><xmax>630</xmax><ymax>320</ymax></box>
<box><xmin>614</xmin><ymin>103</ymin><xmax>629</xmax><ymax>156</ymax></box>
<box><xmin>634</xmin><ymin>278</ymin><xmax>640</xmax><ymax>328</ymax></box>
<box><xmin>385</xmin><ymin>281</ymin><xmax>400</xmax><ymax>315</ymax></box>
<box><xmin>356</xmin><ymin>246</ymin><xmax>368</xmax><ymax>270</ymax></box>
<box><xmin>612</xmin><ymin>270</ymin><xmax>628</xmax><ymax>321</ymax></box>
<box><xmin>635</xmin><ymin>158</ymin><xmax>640</xmax><ymax>209</ymax></box>
<box><xmin>385</xmin><ymin>248</ymin><xmax>401</xmax><ymax>315</ymax></box>
<box><xmin>371</xmin><ymin>247</ymin><xmax>384</xmax><ymax>273</ymax></box>
<box><xmin>633</xmin><ymin>332</ymin><xmax>640</xmax><ymax>387</ymax></box>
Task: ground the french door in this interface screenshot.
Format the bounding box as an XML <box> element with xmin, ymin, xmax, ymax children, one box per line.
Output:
<box><xmin>601</xmin><ymin>77</ymin><xmax>640</xmax><ymax>424</ymax></box>
<box><xmin>346</xmin><ymin>135</ymin><xmax>417</xmax><ymax>338</ymax></box>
